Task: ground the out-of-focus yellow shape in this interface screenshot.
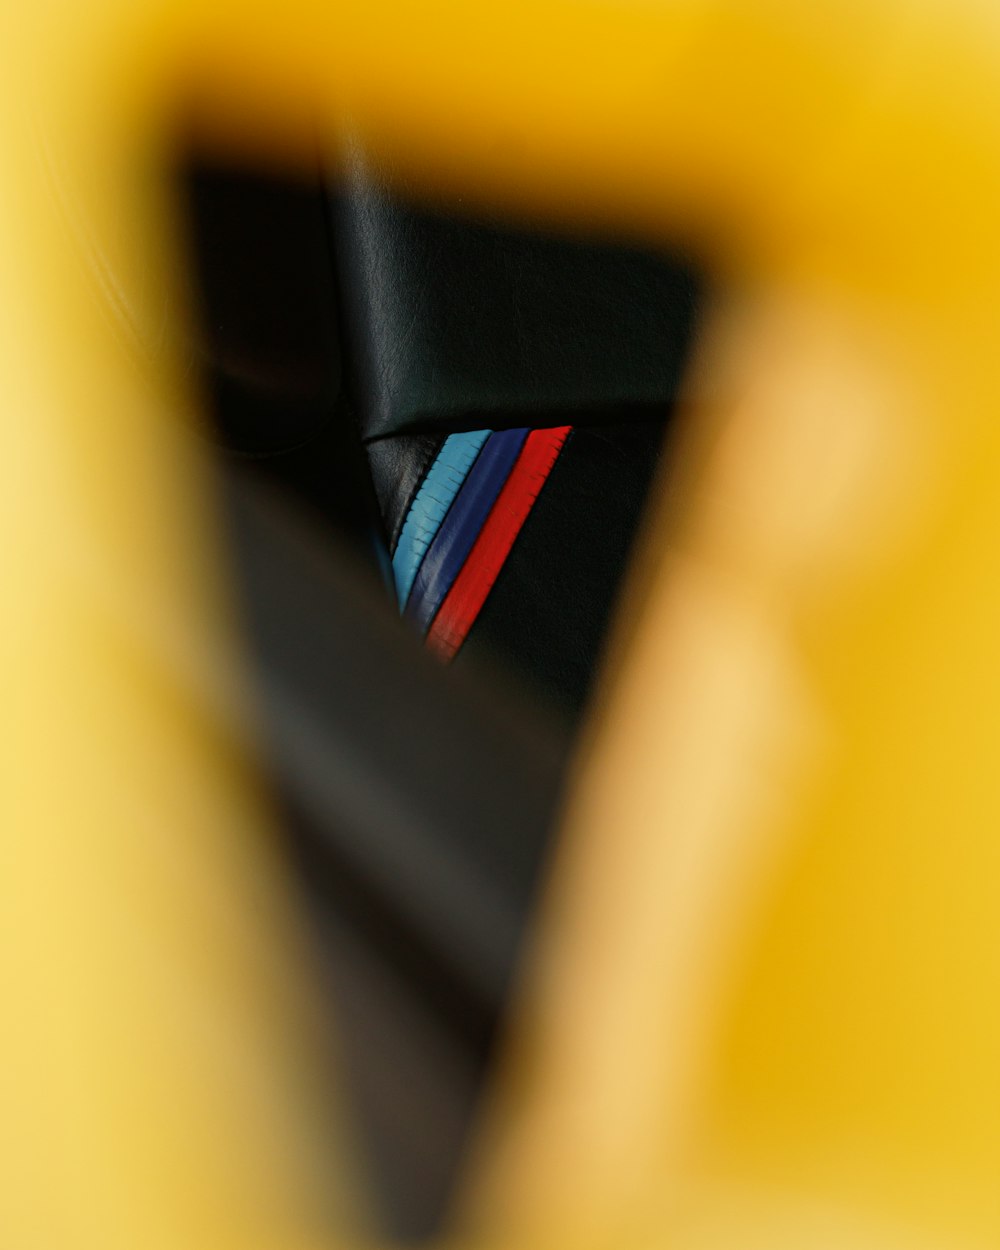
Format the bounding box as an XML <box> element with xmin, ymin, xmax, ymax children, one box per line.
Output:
<box><xmin>2</xmin><ymin>1</ymin><xmax>1000</xmax><ymax>1249</ymax></box>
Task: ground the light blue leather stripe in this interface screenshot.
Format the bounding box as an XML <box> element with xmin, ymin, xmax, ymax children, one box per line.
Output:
<box><xmin>392</xmin><ymin>429</ymin><xmax>491</xmax><ymax>608</ymax></box>
<box><xmin>405</xmin><ymin>428</ymin><xmax>528</xmax><ymax>634</ymax></box>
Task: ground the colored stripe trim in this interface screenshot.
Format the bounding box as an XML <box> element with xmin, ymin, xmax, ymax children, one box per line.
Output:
<box><xmin>427</xmin><ymin>426</ymin><xmax>571</xmax><ymax>660</ymax></box>
<box><xmin>391</xmin><ymin>429</ymin><xmax>491</xmax><ymax>608</ymax></box>
<box><xmin>406</xmin><ymin>428</ymin><xmax>528</xmax><ymax>633</ymax></box>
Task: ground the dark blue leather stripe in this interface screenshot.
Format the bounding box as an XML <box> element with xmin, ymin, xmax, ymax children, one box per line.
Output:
<box><xmin>406</xmin><ymin>428</ymin><xmax>529</xmax><ymax>634</ymax></box>
<box><xmin>392</xmin><ymin>429</ymin><xmax>491</xmax><ymax>609</ymax></box>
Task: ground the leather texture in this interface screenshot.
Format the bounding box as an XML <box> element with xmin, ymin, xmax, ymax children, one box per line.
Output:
<box><xmin>364</xmin><ymin>419</ymin><xmax>669</xmax><ymax>721</ymax></box>
<box><xmin>331</xmin><ymin>154</ymin><xmax>701</xmax><ymax>440</ymax></box>
<box><xmin>367</xmin><ymin>430</ymin><xmax>444</xmax><ymax>553</ymax></box>
<box><xmin>405</xmin><ymin>428</ymin><xmax>528</xmax><ymax>632</ymax></box>
<box><xmin>454</xmin><ymin>420</ymin><xmax>670</xmax><ymax>721</ymax></box>
<box><xmin>390</xmin><ymin>429</ymin><xmax>492</xmax><ymax>604</ymax></box>
<box><xmin>185</xmin><ymin>156</ymin><xmax>695</xmax><ymax>1241</ymax></box>
<box><xmin>427</xmin><ymin>426</ymin><xmax>572</xmax><ymax>661</ymax></box>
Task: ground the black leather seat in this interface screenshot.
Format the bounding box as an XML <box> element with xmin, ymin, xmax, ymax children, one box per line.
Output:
<box><xmin>183</xmin><ymin>151</ymin><xmax>701</xmax><ymax>1239</ymax></box>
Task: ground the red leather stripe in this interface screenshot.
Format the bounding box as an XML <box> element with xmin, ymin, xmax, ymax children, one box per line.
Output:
<box><xmin>426</xmin><ymin>426</ymin><xmax>571</xmax><ymax>661</ymax></box>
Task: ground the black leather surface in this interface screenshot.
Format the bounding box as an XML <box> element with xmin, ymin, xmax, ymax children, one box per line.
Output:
<box><xmin>221</xmin><ymin>473</ymin><xmax>569</xmax><ymax>1240</ymax></box>
<box><xmin>331</xmin><ymin>157</ymin><xmax>700</xmax><ymax>440</ymax></box>
<box><xmin>184</xmin><ymin>160</ymin><xmax>388</xmax><ymax>570</ymax></box>
<box><xmin>244</xmin><ymin>414</ymin><xmax>390</xmax><ymax>576</ymax></box>
<box><xmin>184</xmin><ymin>160</ymin><xmax>343</xmax><ymax>455</ymax></box>
<box><xmin>367</xmin><ymin>431</ymin><xmax>444</xmax><ymax>554</ymax></box>
<box><xmin>184</xmin><ymin>155</ymin><xmax>698</xmax><ymax>1242</ymax></box>
<box><xmin>454</xmin><ymin>420</ymin><xmax>669</xmax><ymax>720</ymax></box>
<box><xmin>222</xmin><ymin>470</ymin><xmax>568</xmax><ymax>1026</ymax></box>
